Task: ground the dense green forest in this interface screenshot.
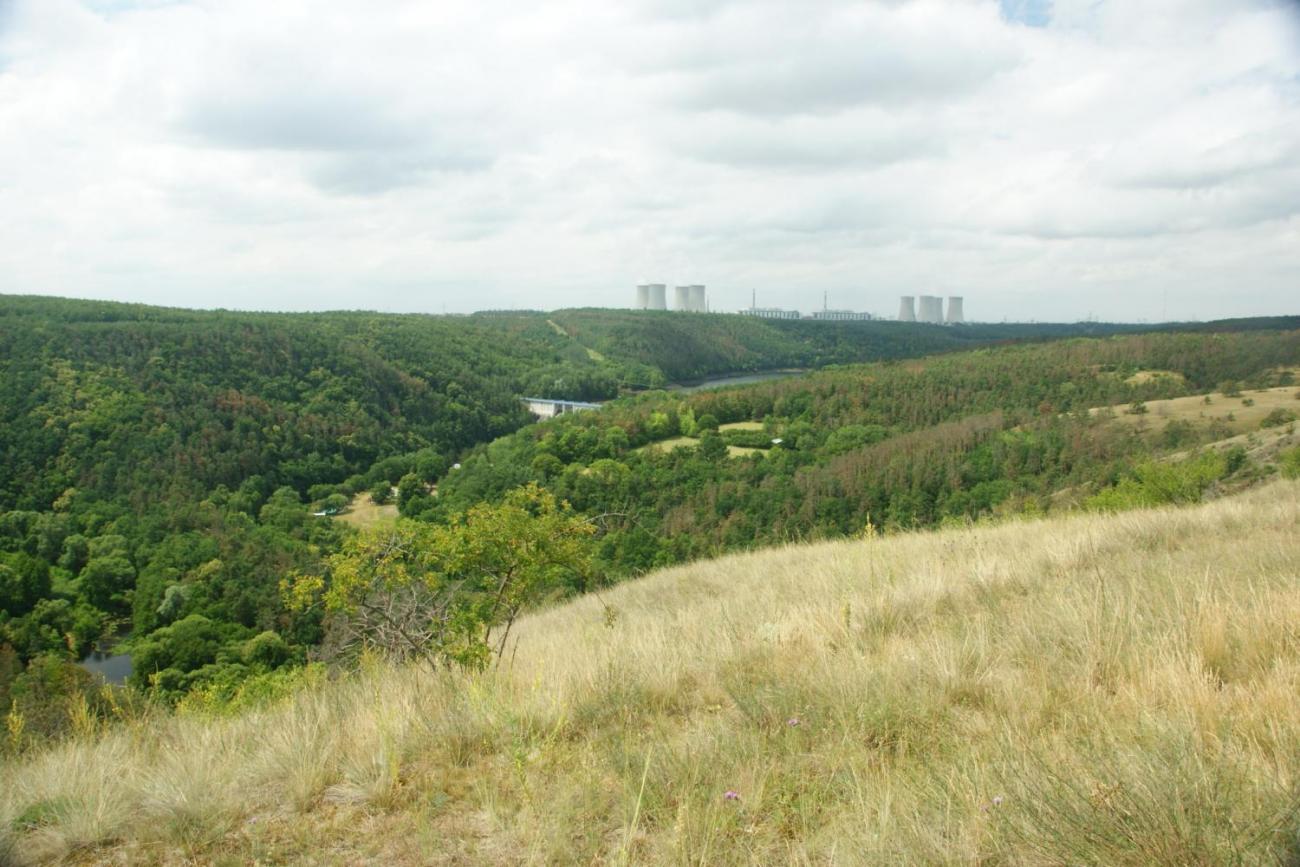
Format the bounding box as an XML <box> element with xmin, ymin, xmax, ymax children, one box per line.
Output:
<box><xmin>1</xmin><ymin>293</ymin><xmax>1297</xmax><ymax>746</ymax></box>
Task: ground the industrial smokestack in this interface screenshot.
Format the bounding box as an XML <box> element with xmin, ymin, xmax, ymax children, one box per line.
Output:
<box><xmin>674</xmin><ymin>285</ymin><xmax>691</xmax><ymax>311</ymax></box>
<box><xmin>689</xmin><ymin>284</ymin><xmax>706</xmax><ymax>312</ymax></box>
<box><xmin>946</xmin><ymin>296</ymin><xmax>964</xmax><ymax>324</ymax></box>
<box><xmin>898</xmin><ymin>296</ymin><xmax>916</xmax><ymax>322</ymax></box>
<box><xmin>648</xmin><ymin>284</ymin><xmax>667</xmax><ymax>310</ymax></box>
<box><xmin>635</xmin><ymin>284</ymin><xmax>650</xmax><ymax>309</ymax></box>
<box><xmin>919</xmin><ymin>295</ymin><xmax>944</xmax><ymax>324</ymax></box>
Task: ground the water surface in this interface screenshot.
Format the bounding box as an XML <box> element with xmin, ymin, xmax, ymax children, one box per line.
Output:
<box><xmin>671</xmin><ymin>369</ymin><xmax>808</xmax><ymax>393</ymax></box>
<box><xmin>80</xmin><ymin>650</ymin><xmax>132</xmax><ymax>685</ymax></box>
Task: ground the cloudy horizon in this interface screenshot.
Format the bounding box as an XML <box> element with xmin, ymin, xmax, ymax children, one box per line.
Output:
<box><xmin>1</xmin><ymin>0</ymin><xmax>1297</xmax><ymax>321</ymax></box>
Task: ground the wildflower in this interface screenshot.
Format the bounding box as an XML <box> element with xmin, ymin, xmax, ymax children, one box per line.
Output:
<box><xmin>724</xmin><ymin>790</ymin><xmax>741</xmax><ymax>801</ymax></box>
<box><xmin>786</xmin><ymin>717</ymin><xmax>801</xmax><ymax>727</ymax></box>
<box><xmin>992</xmin><ymin>795</ymin><xmax>1003</xmax><ymax>807</ymax></box>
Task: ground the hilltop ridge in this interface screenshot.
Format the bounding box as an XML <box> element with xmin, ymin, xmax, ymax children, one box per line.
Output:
<box><xmin>3</xmin><ymin>480</ymin><xmax>1298</xmax><ymax>864</ymax></box>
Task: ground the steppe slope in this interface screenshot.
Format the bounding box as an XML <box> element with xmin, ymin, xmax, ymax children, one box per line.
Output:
<box><xmin>4</xmin><ymin>483</ymin><xmax>1300</xmax><ymax>865</ymax></box>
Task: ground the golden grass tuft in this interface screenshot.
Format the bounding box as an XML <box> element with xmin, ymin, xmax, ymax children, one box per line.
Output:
<box><xmin>4</xmin><ymin>482</ymin><xmax>1300</xmax><ymax>864</ymax></box>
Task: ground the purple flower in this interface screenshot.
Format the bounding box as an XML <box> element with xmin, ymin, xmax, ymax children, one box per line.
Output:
<box><xmin>724</xmin><ymin>790</ymin><xmax>741</xmax><ymax>801</ymax></box>
<box><xmin>786</xmin><ymin>717</ymin><xmax>801</xmax><ymax>727</ymax></box>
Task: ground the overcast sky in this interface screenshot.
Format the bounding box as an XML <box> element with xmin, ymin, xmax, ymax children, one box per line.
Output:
<box><xmin>0</xmin><ymin>0</ymin><xmax>1297</xmax><ymax>321</ymax></box>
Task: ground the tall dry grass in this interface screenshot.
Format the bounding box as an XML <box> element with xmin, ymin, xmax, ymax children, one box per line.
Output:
<box><xmin>3</xmin><ymin>481</ymin><xmax>1299</xmax><ymax>864</ymax></box>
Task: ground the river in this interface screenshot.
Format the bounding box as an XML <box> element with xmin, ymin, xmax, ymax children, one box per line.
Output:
<box><xmin>669</xmin><ymin>369</ymin><xmax>808</xmax><ymax>393</ymax></box>
<box><xmin>80</xmin><ymin>649</ymin><xmax>133</xmax><ymax>685</ymax></box>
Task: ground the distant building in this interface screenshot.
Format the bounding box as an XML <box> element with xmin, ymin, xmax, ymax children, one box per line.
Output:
<box><xmin>918</xmin><ymin>295</ymin><xmax>944</xmax><ymax>324</ymax></box>
<box><xmin>521</xmin><ymin>397</ymin><xmax>603</xmax><ymax>420</ymax></box>
<box><xmin>739</xmin><ymin>307</ymin><xmax>801</xmax><ymax>320</ymax></box>
<box><xmin>808</xmin><ymin>309</ymin><xmax>872</xmax><ymax>321</ymax></box>
<box><xmin>635</xmin><ymin>284</ymin><xmax>667</xmax><ymax>310</ymax></box>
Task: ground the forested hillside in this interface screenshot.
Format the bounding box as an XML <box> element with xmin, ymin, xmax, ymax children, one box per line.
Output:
<box><xmin>540</xmin><ymin>309</ymin><xmax>1290</xmax><ymax>383</ymax></box>
<box><xmin>433</xmin><ymin>330</ymin><xmax>1300</xmax><ymax>573</ymax></box>
<box><xmin>1</xmin><ymin>294</ymin><xmax>1297</xmax><ymax>752</ymax></box>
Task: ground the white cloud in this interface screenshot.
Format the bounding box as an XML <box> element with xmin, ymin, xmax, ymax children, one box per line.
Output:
<box><xmin>0</xmin><ymin>0</ymin><xmax>1296</xmax><ymax>320</ymax></box>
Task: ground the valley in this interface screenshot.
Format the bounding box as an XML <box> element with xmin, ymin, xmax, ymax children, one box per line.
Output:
<box><xmin>1</xmin><ymin>296</ymin><xmax>1299</xmax><ymax>864</ymax></box>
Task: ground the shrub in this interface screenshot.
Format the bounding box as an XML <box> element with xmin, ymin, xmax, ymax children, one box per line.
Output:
<box><xmin>286</xmin><ymin>484</ymin><xmax>595</xmax><ymax>669</ymax></box>
<box><xmin>1260</xmin><ymin>408</ymin><xmax>1297</xmax><ymax>428</ymax></box>
<box><xmin>1280</xmin><ymin>446</ymin><xmax>1300</xmax><ymax>480</ymax></box>
<box><xmin>242</xmin><ymin>631</ymin><xmax>291</xmax><ymax>669</ymax></box>
<box><xmin>369</xmin><ymin>480</ymin><xmax>393</xmax><ymax>505</ymax></box>
<box><xmin>1085</xmin><ymin>451</ymin><xmax>1230</xmax><ymax>511</ymax></box>
<box><xmin>3</xmin><ymin>654</ymin><xmax>109</xmax><ymax>748</ymax></box>
<box><xmin>721</xmin><ymin>429</ymin><xmax>778</xmax><ymax>449</ymax></box>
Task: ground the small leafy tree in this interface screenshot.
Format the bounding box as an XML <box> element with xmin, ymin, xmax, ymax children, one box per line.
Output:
<box><xmin>698</xmin><ymin>431</ymin><xmax>728</xmax><ymax>461</ymax></box>
<box><xmin>286</xmin><ymin>484</ymin><xmax>595</xmax><ymax>669</ymax></box>
<box><xmin>369</xmin><ymin>480</ymin><xmax>393</xmax><ymax>505</ymax></box>
<box><xmin>1260</xmin><ymin>408</ymin><xmax>1297</xmax><ymax>428</ymax></box>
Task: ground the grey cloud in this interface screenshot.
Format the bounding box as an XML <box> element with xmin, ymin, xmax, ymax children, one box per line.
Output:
<box><xmin>646</xmin><ymin>4</ymin><xmax>1022</xmax><ymax>116</ymax></box>
<box><xmin>184</xmin><ymin>92</ymin><xmax>419</xmax><ymax>153</ymax></box>
<box><xmin>993</xmin><ymin>181</ymin><xmax>1300</xmax><ymax>240</ymax></box>
<box><xmin>1108</xmin><ymin>140</ymin><xmax>1299</xmax><ymax>191</ymax></box>
<box><xmin>181</xmin><ymin>86</ymin><xmax>500</xmax><ymax>195</ymax></box>
<box><xmin>762</xmin><ymin>197</ymin><xmax>893</xmax><ymax>235</ymax></box>
<box><xmin>310</xmin><ymin>150</ymin><xmax>493</xmax><ymax>196</ymax></box>
<box><xmin>673</xmin><ymin>115</ymin><xmax>946</xmax><ymax>169</ymax></box>
<box><xmin>678</xmin><ymin>50</ymin><xmax>1015</xmax><ymax>115</ymax></box>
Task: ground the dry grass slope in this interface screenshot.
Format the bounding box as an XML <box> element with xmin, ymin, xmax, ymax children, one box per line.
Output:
<box><xmin>1098</xmin><ymin>385</ymin><xmax>1299</xmax><ymax>434</ymax></box>
<box><xmin>4</xmin><ymin>483</ymin><xmax>1300</xmax><ymax>864</ymax></box>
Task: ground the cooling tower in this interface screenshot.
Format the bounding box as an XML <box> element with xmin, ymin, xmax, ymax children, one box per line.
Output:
<box><xmin>635</xmin><ymin>284</ymin><xmax>651</xmax><ymax>309</ymax></box>
<box><xmin>898</xmin><ymin>296</ymin><xmax>916</xmax><ymax>322</ymax></box>
<box><xmin>689</xmin><ymin>285</ymin><xmax>706</xmax><ymax>312</ymax></box>
<box><xmin>648</xmin><ymin>283</ymin><xmax>667</xmax><ymax>310</ymax></box>
<box><xmin>919</xmin><ymin>295</ymin><xmax>944</xmax><ymax>324</ymax></box>
<box><xmin>674</xmin><ymin>285</ymin><xmax>691</xmax><ymax>311</ymax></box>
<box><xmin>946</xmin><ymin>296</ymin><xmax>964</xmax><ymax>324</ymax></box>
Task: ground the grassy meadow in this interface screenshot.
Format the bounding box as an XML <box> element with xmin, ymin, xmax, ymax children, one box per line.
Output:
<box><xmin>3</xmin><ymin>481</ymin><xmax>1300</xmax><ymax>864</ymax></box>
<box><xmin>335</xmin><ymin>494</ymin><xmax>400</xmax><ymax>532</ymax></box>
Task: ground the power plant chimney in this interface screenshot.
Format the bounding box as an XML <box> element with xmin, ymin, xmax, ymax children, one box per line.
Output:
<box><xmin>674</xmin><ymin>285</ymin><xmax>691</xmax><ymax>312</ymax></box>
<box><xmin>689</xmin><ymin>284</ymin><xmax>706</xmax><ymax>312</ymax></box>
<box><xmin>945</xmin><ymin>296</ymin><xmax>964</xmax><ymax>324</ymax></box>
<box><xmin>648</xmin><ymin>283</ymin><xmax>667</xmax><ymax>310</ymax></box>
<box><xmin>635</xmin><ymin>284</ymin><xmax>650</xmax><ymax>309</ymax></box>
<box><xmin>919</xmin><ymin>295</ymin><xmax>944</xmax><ymax>324</ymax></box>
<box><xmin>898</xmin><ymin>296</ymin><xmax>916</xmax><ymax>322</ymax></box>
